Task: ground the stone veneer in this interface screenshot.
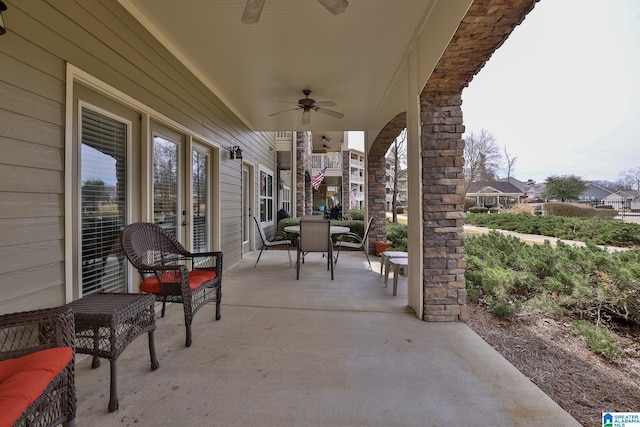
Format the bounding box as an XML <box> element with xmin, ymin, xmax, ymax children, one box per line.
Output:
<box><xmin>295</xmin><ymin>131</ymin><xmax>314</xmax><ymax>216</ymax></box>
<box><xmin>367</xmin><ymin>0</ymin><xmax>538</xmax><ymax>321</ymax></box>
<box><xmin>420</xmin><ymin>93</ymin><xmax>468</xmax><ymax>321</ymax></box>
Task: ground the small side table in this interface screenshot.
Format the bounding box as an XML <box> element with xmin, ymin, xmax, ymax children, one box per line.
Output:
<box><xmin>379</xmin><ymin>251</ymin><xmax>408</xmax><ymax>277</ymax></box>
<box><xmin>68</xmin><ymin>292</ymin><xmax>159</xmax><ymax>412</ymax></box>
<box><xmin>385</xmin><ymin>258</ymin><xmax>409</xmax><ymax>296</ymax></box>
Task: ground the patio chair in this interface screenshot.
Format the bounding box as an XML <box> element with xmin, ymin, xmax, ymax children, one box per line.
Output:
<box><xmin>0</xmin><ymin>306</ymin><xmax>76</xmax><ymax>427</ymax></box>
<box><xmin>301</xmin><ymin>215</ymin><xmax>324</xmax><ymax>221</ymax></box>
<box><xmin>334</xmin><ymin>217</ymin><xmax>373</xmax><ymax>270</ymax></box>
<box><xmin>297</xmin><ymin>219</ymin><xmax>334</xmax><ymax>280</ymax></box>
<box><xmin>120</xmin><ymin>222</ymin><xmax>222</xmax><ymax>347</ymax></box>
<box><xmin>254</xmin><ymin>216</ymin><xmax>292</xmax><ymax>267</ymax></box>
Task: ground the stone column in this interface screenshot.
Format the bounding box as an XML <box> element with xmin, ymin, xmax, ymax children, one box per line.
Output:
<box><xmin>342</xmin><ymin>150</ymin><xmax>350</xmax><ymax>212</ymax></box>
<box><xmin>296</xmin><ymin>131</ymin><xmax>313</xmax><ymax>216</ymax></box>
<box><xmin>420</xmin><ymin>92</ymin><xmax>468</xmax><ymax>322</ymax></box>
<box><xmin>366</xmin><ymin>152</ymin><xmax>388</xmax><ymax>255</ymax></box>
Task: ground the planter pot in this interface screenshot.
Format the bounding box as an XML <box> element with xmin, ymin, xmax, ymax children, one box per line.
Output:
<box><xmin>375</xmin><ymin>241</ymin><xmax>393</xmax><ymax>255</ymax></box>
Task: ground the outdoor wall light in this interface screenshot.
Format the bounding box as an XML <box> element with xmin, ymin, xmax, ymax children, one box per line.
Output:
<box><xmin>0</xmin><ymin>1</ymin><xmax>7</xmax><ymax>36</ymax></box>
<box><xmin>229</xmin><ymin>146</ymin><xmax>243</xmax><ymax>160</ymax></box>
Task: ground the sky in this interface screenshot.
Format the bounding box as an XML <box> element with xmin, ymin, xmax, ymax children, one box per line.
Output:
<box><xmin>461</xmin><ymin>0</ymin><xmax>640</xmax><ymax>184</ymax></box>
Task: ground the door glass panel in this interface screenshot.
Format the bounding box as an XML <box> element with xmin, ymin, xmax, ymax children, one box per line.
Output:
<box><xmin>80</xmin><ymin>107</ymin><xmax>127</xmax><ymax>295</ymax></box>
<box><xmin>153</xmin><ymin>136</ymin><xmax>179</xmax><ymax>237</ymax></box>
<box><xmin>192</xmin><ymin>149</ymin><xmax>208</xmax><ymax>252</ymax></box>
<box><xmin>242</xmin><ymin>166</ymin><xmax>249</xmax><ymax>244</ymax></box>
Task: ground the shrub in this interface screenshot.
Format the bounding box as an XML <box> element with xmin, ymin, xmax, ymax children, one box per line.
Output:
<box><xmin>571</xmin><ymin>320</ymin><xmax>620</xmax><ymax>358</ymax></box>
<box><xmin>543</xmin><ymin>202</ymin><xmax>596</xmax><ymax>218</ymax></box>
<box><xmin>465</xmin><ymin>212</ymin><xmax>640</xmax><ymax>247</ymax></box>
<box><xmin>396</xmin><ymin>205</ymin><xmax>405</xmax><ymax>214</ymax></box>
<box><xmin>488</xmin><ymin>297</ymin><xmax>521</xmax><ymax>318</ymax></box>
<box><xmin>386</xmin><ymin>222</ymin><xmax>407</xmax><ymax>251</ymax></box>
<box><xmin>348</xmin><ymin>209</ymin><xmax>365</xmax><ymax>220</ymax></box>
<box><xmin>593</xmin><ymin>209</ymin><xmax>618</xmax><ymax>220</ymax></box>
<box><xmin>464</xmin><ymin>197</ymin><xmax>476</xmax><ymax>211</ymax></box>
<box><xmin>505</xmin><ymin>204</ymin><xmax>534</xmax><ymax>215</ymax></box>
<box><xmin>468</xmin><ymin>206</ymin><xmax>489</xmax><ymax>214</ymax></box>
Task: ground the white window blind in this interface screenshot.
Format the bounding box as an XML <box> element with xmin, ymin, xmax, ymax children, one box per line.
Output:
<box><xmin>81</xmin><ymin>107</ymin><xmax>127</xmax><ymax>295</ymax></box>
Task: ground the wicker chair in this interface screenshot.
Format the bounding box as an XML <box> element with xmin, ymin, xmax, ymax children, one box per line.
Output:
<box><xmin>120</xmin><ymin>222</ymin><xmax>222</xmax><ymax>347</ymax></box>
<box><xmin>0</xmin><ymin>306</ymin><xmax>76</xmax><ymax>427</ymax></box>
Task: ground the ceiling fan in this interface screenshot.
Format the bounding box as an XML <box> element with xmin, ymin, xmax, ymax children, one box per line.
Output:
<box><xmin>319</xmin><ymin>135</ymin><xmax>332</xmax><ymax>151</ymax></box>
<box><xmin>269</xmin><ymin>89</ymin><xmax>344</xmax><ymax>125</ymax></box>
<box><xmin>242</xmin><ymin>0</ymin><xmax>349</xmax><ymax>24</ymax></box>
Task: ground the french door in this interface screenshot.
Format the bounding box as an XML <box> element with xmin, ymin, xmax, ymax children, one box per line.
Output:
<box><xmin>151</xmin><ymin>122</ymin><xmax>212</xmax><ymax>250</ymax></box>
<box><xmin>241</xmin><ymin>163</ymin><xmax>253</xmax><ymax>255</ymax></box>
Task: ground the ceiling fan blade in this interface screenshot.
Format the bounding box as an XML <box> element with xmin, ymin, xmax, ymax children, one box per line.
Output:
<box><xmin>241</xmin><ymin>0</ymin><xmax>265</xmax><ymax>24</ymax></box>
<box><xmin>302</xmin><ymin>109</ymin><xmax>311</xmax><ymax>125</ymax></box>
<box><xmin>317</xmin><ymin>0</ymin><xmax>349</xmax><ymax>15</ymax></box>
<box><xmin>313</xmin><ymin>101</ymin><xmax>337</xmax><ymax>107</ymax></box>
<box><xmin>269</xmin><ymin>107</ymin><xmax>300</xmax><ymax>117</ymax></box>
<box><xmin>315</xmin><ymin>107</ymin><xmax>344</xmax><ymax>119</ymax></box>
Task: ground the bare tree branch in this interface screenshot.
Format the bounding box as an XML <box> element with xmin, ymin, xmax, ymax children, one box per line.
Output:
<box><xmin>463</xmin><ymin>129</ymin><xmax>502</xmax><ymax>193</ymax></box>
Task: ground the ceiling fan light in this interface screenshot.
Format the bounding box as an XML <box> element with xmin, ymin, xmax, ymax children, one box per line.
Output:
<box><xmin>317</xmin><ymin>0</ymin><xmax>349</xmax><ymax>15</ymax></box>
<box><xmin>241</xmin><ymin>0</ymin><xmax>265</xmax><ymax>24</ymax></box>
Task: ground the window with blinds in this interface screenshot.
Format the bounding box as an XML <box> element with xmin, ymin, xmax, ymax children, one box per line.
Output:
<box><xmin>192</xmin><ymin>150</ymin><xmax>208</xmax><ymax>252</ymax></box>
<box><xmin>259</xmin><ymin>169</ymin><xmax>274</xmax><ymax>224</ymax></box>
<box><xmin>80</xmin><ymin>107</ymin><xmax>128</xmax><ymax>295</ymax></box>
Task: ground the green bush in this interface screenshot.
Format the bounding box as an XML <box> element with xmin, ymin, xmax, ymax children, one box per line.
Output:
<box><xmin>396</xmin><ymin>206</ymin><xmax>405</xmax><ymax>214</ymax></box>
<box><xmin>571</xmin><ymin>320</ymin><xmax>620</xmax><ymax>358</ymax></box>
<box><xmin>468</xmin><ymin>206</ymin><xmax>489</xmax><ymax>214</ymax></box>
<box><xmin>543</xmin><ymin>202</ymin><xmax>596</xmax><ymax>218</ymax></box>
<box><xmin>348</xmin><ymin>209</ymin><xmax>365</xmax><ymax>220</ymax></box>
<box><xmin>488</xmin><ymin>297</ymin><xmax>521</xmax><ymax>318</ymax></box>
<box><xmin>465</xmin><ymin>212</ymin><xmax>640</xmax><ymax>247</ymax></box>
<box><xmin>465</xmin><ymin>231</ymin><xmax>640</xmax><ymax>328</ymax></box>
<box><xmin>386</xmin><ymin>222</ymin><xmax>407</xmax><ymax>251</ymax></box>
<box><xmin>593</xmin><ymin>209</ymin><xmax>618</xmax><ymax>220</ymax></box>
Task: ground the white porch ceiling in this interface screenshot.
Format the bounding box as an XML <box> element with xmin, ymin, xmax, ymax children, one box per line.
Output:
<box><xmin>120</xmin><ymin>0</ymin><xmax>471</xmax><ymax>137</ymax></box>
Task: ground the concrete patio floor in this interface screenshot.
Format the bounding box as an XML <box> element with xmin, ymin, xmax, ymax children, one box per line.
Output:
<box><xmin>74</xmin><ymin>250</ymin><xmax>581</xmax><ymax>426</ymax></box>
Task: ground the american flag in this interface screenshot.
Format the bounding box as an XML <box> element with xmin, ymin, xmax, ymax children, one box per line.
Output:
<box><xmin>312</xmin><ymin>166</ymin><xmax>327</xmax><ymax>190</ymax></box>
<box><xmin>349</xmin><ymin>188</ymin><xmax>357</xmax><ymax>206</ymax></box>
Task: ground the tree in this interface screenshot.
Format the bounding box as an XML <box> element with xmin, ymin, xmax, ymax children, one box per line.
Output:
<box><xmin>619</xmin><ymin>167</ymin><xmax>640</xmax><ymax>191</ymax></box>
<box><xmin>386</xmin><ymin>129</ymin><xmax>407</xmax><ymax>223</ymax></box>
<box><xmin>463</xmin><ymin>129</ymin><xmax>501</xmax><ymax>193</ymax></box>
<box><xmin>542</xmin><ymin>175</ymin><xmax>587</xmax><ymax>202</ymax></box>
<box><xmin>503</xmin><ymin>146</ymin><xmax>517</xmax><ymax>181</ymax></box>
<box><xmin>81</xmin><ymin>179</ymin><xmax>110</xmax><ymax>210</ymax></box>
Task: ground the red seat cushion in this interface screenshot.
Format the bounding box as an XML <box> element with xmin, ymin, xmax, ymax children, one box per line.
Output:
<box><xmin>0</xmin><ymin>347</ymin><xmax>73</xmax><ymax>427</ymax></box>
<box><xmin>140</xmin><ymin>270</ymin><xmax>216</xmax><ymax>294</ymax></box>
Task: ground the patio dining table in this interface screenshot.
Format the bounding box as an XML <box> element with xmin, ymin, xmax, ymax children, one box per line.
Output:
<box><xmin>284</xmin><ymin>225</ymin><xmax>350</xmax><ymax>235</ymax></box>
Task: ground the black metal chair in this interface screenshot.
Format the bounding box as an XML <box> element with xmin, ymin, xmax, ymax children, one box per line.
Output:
<box><xmin>120</xmin><ymin>222</ymin><xmax>222</xmax><ymax>347</ymax></box>
<box><xmin>254</xmin><ymin>216</ymin><xmax>292</xmax><ymax>267</ymax></box>
<box><xmin>296</xmin><ymin>219</ymin><xmax>334</xmax><ymax>280</ymax></box>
